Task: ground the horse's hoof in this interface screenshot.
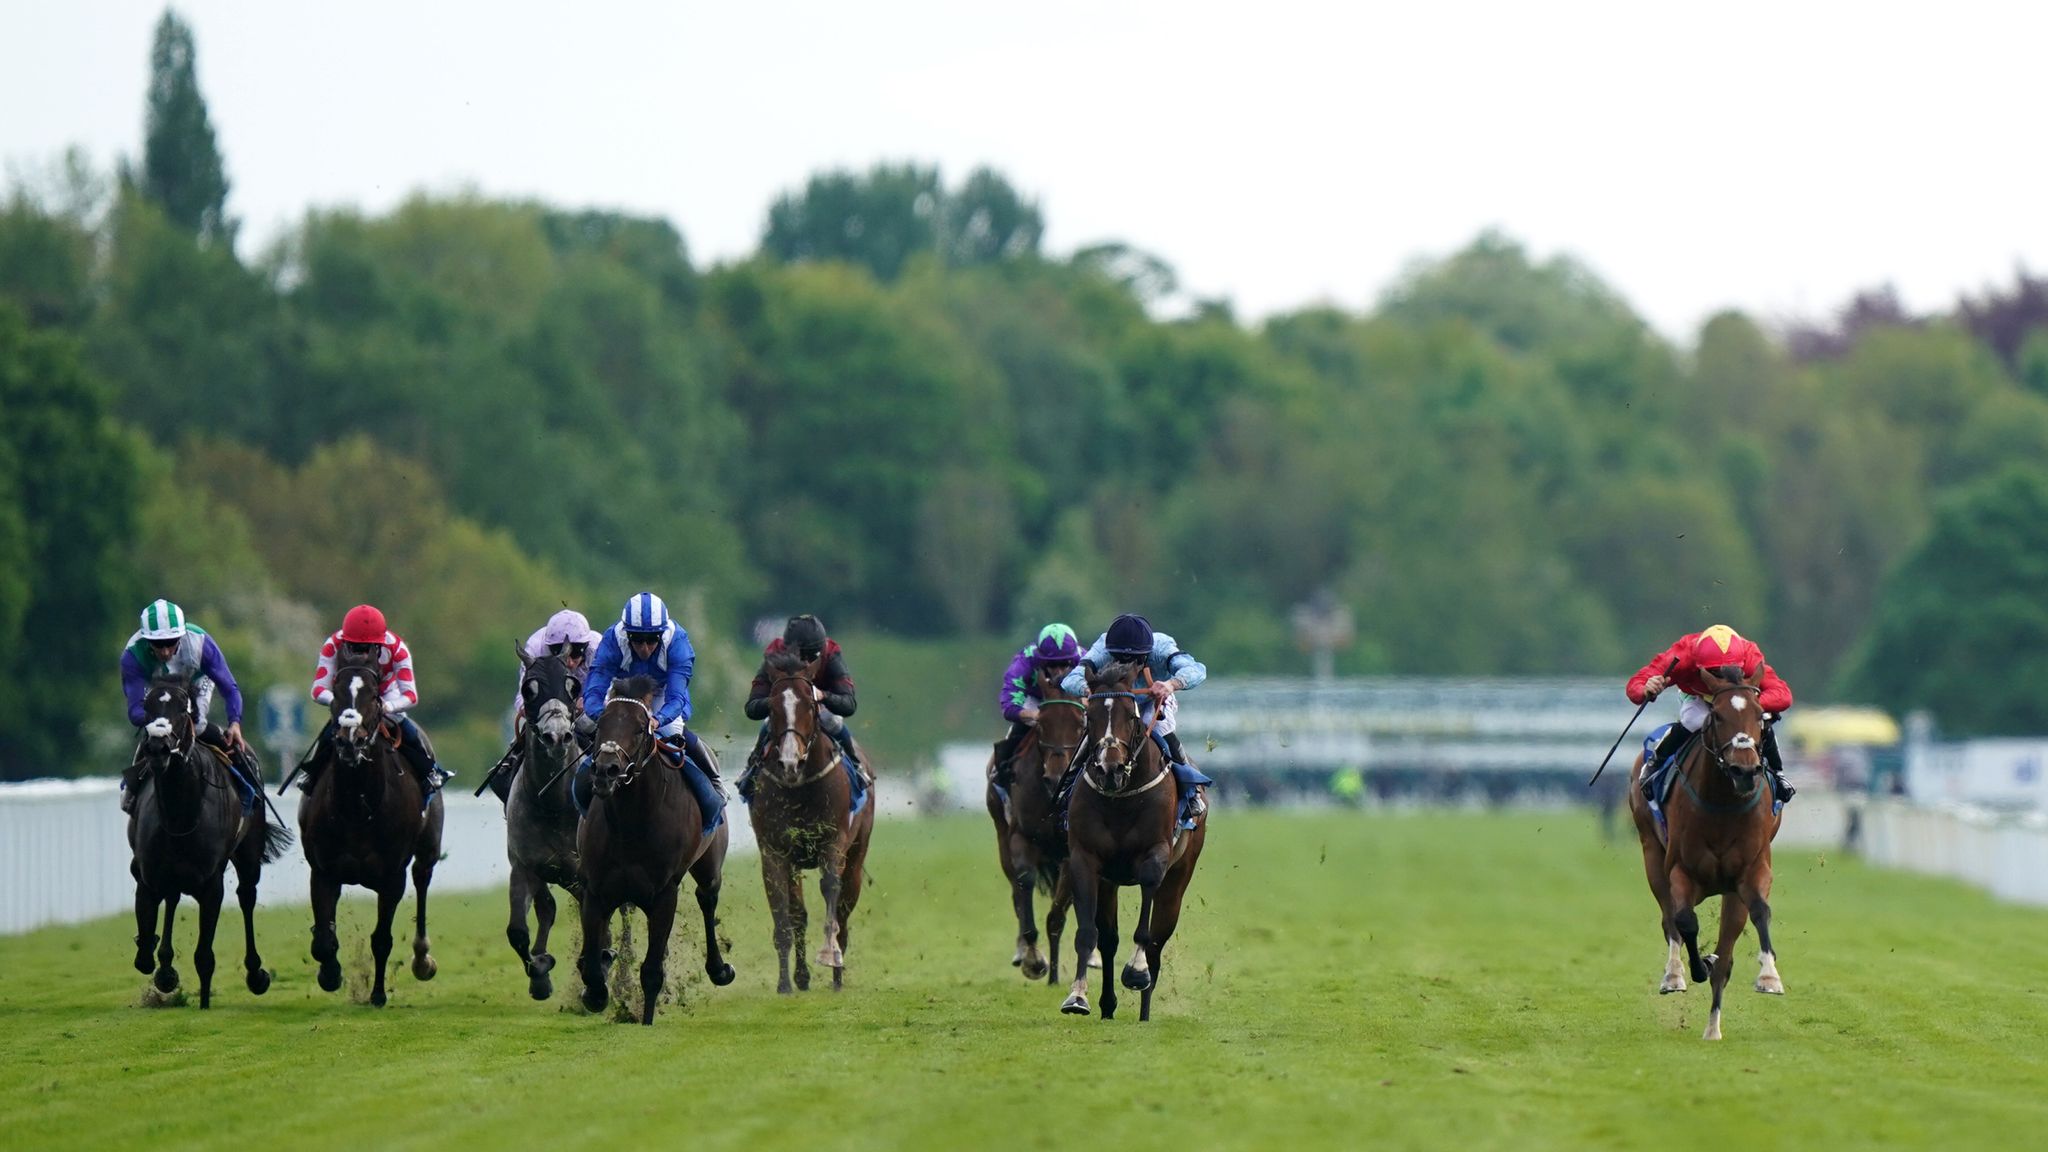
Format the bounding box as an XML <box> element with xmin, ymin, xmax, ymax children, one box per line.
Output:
<box><xmin>794</xmin><ymin>969</ymin><xmax>810</xmax><ymax>992</ymax></box>
<box><xmin>370</xmin><ymin>988</ymin><xmax>388</xmax><ymax>1008</ymax></box>
<box><xmin>1659</xmin><ymin>979</ymin><xmax>1686</xmax><ymax>995</ymax></box>
<box><xmin>412</xmin><ymin>954</ymin><xmax>437</xmax><ymax>981</ymax></box>
<box><xmin>154</xmin><ymin>967</ymin><xmax>180</xmax><ymax>994</ymax></box>
<box><xmin>709</xmin><ymin>963</ymin><xmax>736</xmax><ymax>987</ymax></box>
<box><xmin>199</xmin><ymin>989</ymin><xmax>212</xmax><ymax>1010</ymax></box>
<box><xmin>1756</xmin><ymin>978</ymin><xmax>1786</xmax><ymax>995</ymax></box>
<box><xmin>1060</xmin><ymin>993</ymin><xmax>1090</xmax><ymax>1015</ymax></box>
<box><xmin>1020</xmin><ymin>955</ymin><xmax>1049</xmax><ymax>980</ymax></box>
<box><xmin>133</xmin><ymin>953</ymin><xmax>154</xmax><ymax>976</ymax></box>
<box><xmin>529</xmin><ymin>975</ymin><xmax>553</xmax><ymax>1001</ymax></box>
<box><xmin>815</xmin><ymin>947</ymin><xmax>843</xmax><ymax>968</ymax></box>
<box><xmin>317</xmin><ymin>962</ymin><xmax>342</xmax><ymax>993</ymax></box>
<box><xmin>247</xmin><ymin>968</ymin><xmax>272</xmax><ymax>996</ymax></box>
<box><xmin>581</xmin><ymin>988</ymin><xmax>608</xmax><ymax>1014</ymax></box>
<box><xmin>528</xmin><ymin>953</ymin><xmax>555</xmax><ymax>977</ymax></box>
<box><xmin>777</xmin><ymin>981</ymin><xmax>794</xmax><ymax>996</ymax></box>
<box><xmin>1120</xmin><ymin>964</ymin><xmax>1152</xmax><ymax>992</ymax></box>
<box><xmin>1087</xmin><ymin>949</ymin><xmax>1103</xmax><ymax>970</ymax></box>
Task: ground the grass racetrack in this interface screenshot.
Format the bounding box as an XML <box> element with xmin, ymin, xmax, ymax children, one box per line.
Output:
<box><xmin>4</xmin><ymin>810</ymin><xmax>2046</xmax><ymax>1151</ymax></box>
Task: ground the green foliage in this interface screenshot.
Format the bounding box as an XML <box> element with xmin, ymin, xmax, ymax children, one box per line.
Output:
<box><xmin>1845</xmin><ymin>466</ymin><xmax>2048</xmax><ymax>735</ymax></box>
<box><xmin>0</xmin><ymin>306</ymin><xmax>140</xmax><ymax>778</ymax></box>
<box><xmin>761</xmin><ymin>164</ymin><xmax>1043</xmax><ymax>282</ymax></box>
<box><xmin>138</xmin><ymin>9</ymin><xmax>231</xmax><ymax>245</ymax></box>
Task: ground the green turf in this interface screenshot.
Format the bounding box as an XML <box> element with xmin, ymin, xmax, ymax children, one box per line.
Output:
<box><xmin>3</xmin><ymin>811</ymin><xmax>2045</xmax><ymax>1151</ymax></box>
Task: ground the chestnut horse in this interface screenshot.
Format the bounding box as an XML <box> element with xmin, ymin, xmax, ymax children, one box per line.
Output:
<box><xmin>1061</xmin><ymin>659</ymin><xmax>1206</xmax><ymax>1021</ymax></box>
<box><xmin>297</xmin><ymin>664</ymin><xmax>444</xmax><ymax>1007</ymax></box>
<box><xmin>985</xmin><ymin>666</ymin><xmax>1082</xmax><ymax>983</ymax></box>
<box><xmin>503</xmin><ymin>646</ymin><xmax>584</xmax><ymax>1001</ymax></box>
<box><xmin>1627</xmin><ymin>665</ymin><xmax>1785</xmax><ymax>1040</ymax></box>
<box><xmin>747</xmin><ymin>649</ymin><xmax>876</xmax><ymax>993</ymax></box>
<box><xmin>575</xmin><ymin>676</ymin><xmax>735</xmax><ymax>1025</ymax></box>
<box><xmin>128</xmin><ymin>676</ymin><xmax>290</xmax><ymax>1007</ymax></box>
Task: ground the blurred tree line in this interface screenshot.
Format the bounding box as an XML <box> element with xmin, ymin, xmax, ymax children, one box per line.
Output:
<box><xmin>6</xmin><ymin>10</ymin><xmax>2048</xmax><ymax>777</ymax></box>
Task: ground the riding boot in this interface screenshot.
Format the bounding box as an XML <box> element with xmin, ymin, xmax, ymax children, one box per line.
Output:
<box><xmin>396</xmin><ymin>715</ymin><xmax>449</xmax><ymax>793</ymax></box>
<box><xmin>991</xmin><ymin>722</ymin><xmax>1029</xmax><ymax>787</ymax></box>
<box><xmin>1763</xmin><ymin>724</ymin><xmax>1795</xmax><ymax>804</ymax></box>
<box><xmin>120</xmin><ymin>748</ymin><xmax>143</xmax><ymax>815</ymax></box>
<box><xmin>829</xmin><ymin>721</ymin><xmax>862</xmax><ymax>776</ymax></box>
<box><xmin>231</xmin><ymin>744</ymin><xmax>264</xmax><ymax>815</ymax></box>
<box><xmin>679</xmin><ymin>732</ymin><xmax>726</xmax><ymax>834</ymax></box>
<box><xmin>1161</xmin><ymin>731</ymin><xmax>1208</xmax><ymax>824</ymax></box>
<box><xmin>738</xmin><ymin>728</ymin><xmax>769</xmax><ymax>803</ymax></box>
<box><xmin>483</xmin><ymin>738</ymin><xmax>520</xmax><ymax>804</ymax></box>
<box><xmin>1644</xmin><ymin>724</ymin><xmax>1688</xmax><ymax>800</ymax></box>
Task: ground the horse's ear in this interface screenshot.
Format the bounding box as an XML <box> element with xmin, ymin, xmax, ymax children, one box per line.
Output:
<box><xmin>516</xmin><ymin>640</ymin><xmax>533</xmax><ymax>668</ymax></box>
<box><xmin>1700</xmin><ymin>664</ymin><xmax>1740</xmax><ymax>692</ymax></box>
<box><xmin>1744</xmin><ymin>664</ymin><xmax>1764</xmax><ymax>688</ymax></box>
<box><xmin>1084</xmin><ymin>663</ymin><xmax>1103</xmax><ymax>690</ymax></box>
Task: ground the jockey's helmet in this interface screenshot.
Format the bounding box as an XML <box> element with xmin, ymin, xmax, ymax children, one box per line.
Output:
<box><xmin>341</xmin><ymin>604</ymin><xmax>387</xmax><ymax>644</ymax></box>
<box><xmin>621</xmin><ymin>592</ymin><xmax>669</xmax><ymax>634</ymax></box>
<box><xmin>1032</xmin><ymin>623</ymin><xmax>1081</xmax><ymax>664</ymax></box>
<box><xmin>139</xmin><ymin>599</ymin><xmax>187</xmax><ymax>642</ymax></box>
<box><xmin>1106</xmin><ymin>613</ymin><xmax>1153</xmax><ymax>660</ymax></box>
<box><xmin>784</xmin><ymin>614</ymin><xmax>828</xmax><ymax>661</ymax></box>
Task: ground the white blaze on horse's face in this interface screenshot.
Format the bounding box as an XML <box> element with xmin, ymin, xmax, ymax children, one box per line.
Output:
<box><xmin>777</xmin><ymin>691</ymin><xmax>800</xmax><ymax>770</ymax></box>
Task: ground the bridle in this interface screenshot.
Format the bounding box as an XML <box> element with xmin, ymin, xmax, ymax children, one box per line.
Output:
<box><xmin>763</xmin><ymin>672</ymin><xmax>837</xmax><ymax>786</ymax></box>
<box><xmin>1673</xmin><ymin>683</ymin><xmax>1769</xmax><ymax>815</ymax></box>
<box><xmin>330</xmin><ymin>665</ymin><xmax>392</xmax><ymax>773</ymax></box>
<box><xmin>1080</xmin><ymin>675</ymin><xmax>1169</xmax><ymax>798</ymax></box>
<box><xmin>137</xmin><ymin>689</ymin><xmax>223</xmax><ymax>837</ymax></box>
<box><xmin>592</xmin><ymin>695</ymin><xmax>658</xmax><ymax>795</ymax></box>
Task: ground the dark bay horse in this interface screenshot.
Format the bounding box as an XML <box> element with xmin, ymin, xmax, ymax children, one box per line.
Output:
<box><xmin>128</xmin><ymin>677</ymin><xmax>290</xmax><ymax>1007</ymax></box>
<box><xmin>1062</xmin><ymin>659</ymin><xmax>1206</xmax><ymax>1021</ymax></box>
<box><xmin>297</xmin><ymin>664</ymin><xmax>444</xmax><ymax>1007</ymax></box>
<box><xmin>748</xmin><ymin>649</ymin><xmax>876</xmax><ymax>994</ymax></box>
<box><xmin>986</xmin><ymin>666</ymin><xmax>1083</xmax><ymax>983</ymax></box>
<box><xmin>1627</xmin><ymin>665</ymin><xmax>1785</xmax><ymax>1040</ymax></box>
<box><xmin>504</xmin><ymin>645</ymin><xmax>584</xmax><ymax>1000</ymax></box>
<box><xmin>575</xmin><ymin>677</ymin><xmax>735</xmax><ymax>1025</ymax></box>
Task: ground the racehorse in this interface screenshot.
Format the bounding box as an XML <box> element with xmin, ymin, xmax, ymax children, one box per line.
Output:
<box><xmin>504</xmin><ymin>645</ymin><xmax>584</xmax><ymax>1000</ymax></box>
<box><xmin>575</xmin><ymin>676</ymin><xmax>735</xmax><ymax>1025</ymax></box>
<box><xmin>747</xmin><ymin>648</ymin><xmax>876</xmax><ymax>994</ymax></box>
<box><xmin>297</xmin><ymin>663</ymin><xmax>445</xmax><ymax>1007</ymax></box>
<box><xmin>128</xmin><ymin>676</ymin><xmax>290</xmax><ymax>1007</ymax></box>
<box><xmin>1627</xmin><ymin>664</ymin><xmax>1786</xmax><ymax>1040</ymax></box>
<box><xmin>985</xmin><ymin>664</ymin><xmax>1083</xmax><ymax>983</ymax></box>
<box><xmin>1061</xmin><ymin>659</ymin><xmax>1206</xmax><ymax>1021</ymax></box>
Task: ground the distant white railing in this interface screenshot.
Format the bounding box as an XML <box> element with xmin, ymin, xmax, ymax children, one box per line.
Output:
<box><xmin>0</xmin><ymin>777</ymin><xmax>758</xmax><ymax>936</ymax></box>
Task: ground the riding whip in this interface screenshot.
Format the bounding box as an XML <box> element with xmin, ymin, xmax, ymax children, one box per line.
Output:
<box><xmin>1587</xmin><ymin>656</ymin><xmax>1679</xmax><ymax>788</ymax></box>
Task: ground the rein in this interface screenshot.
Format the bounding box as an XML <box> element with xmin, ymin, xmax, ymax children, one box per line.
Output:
<box><xmin>593</xmin><ymin>697</ymin><xmax>659</xmax><ymax>793</ymax></box>
<box><xmin>764</xmin><ymin>673</ymin><xmax>838</xmax><ymax>786</ymax></box>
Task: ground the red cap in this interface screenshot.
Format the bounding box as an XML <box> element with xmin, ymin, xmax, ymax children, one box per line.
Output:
<box><xmin>341</xmin><ymin>604</ymin><xmax>388</xmax><ymax>644</ymax></box>
<box><xmin>1691</xmin><ymin>624</ymin><xmax>1754</xmax><ymax>671</ymax></box>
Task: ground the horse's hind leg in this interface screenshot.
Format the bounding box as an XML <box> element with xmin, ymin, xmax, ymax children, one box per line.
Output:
<box><xmin>231</xmin><ymin>837</ymin><xmax>271</xmax><ymax>994</ymax></box>
<box><xmin>692</xmin><ymin>849</ymin><xmax>736</xmax><ymax>987</ymax></box>
<box><xmin>815</xmin><ymin>855</ymin><xmax>847</xmax><ymax>975</ymax></box>
<box><xmin>1744</xmin><ymin>869</ymin><xmax>1784</xmax><ymax>995</ymax></box>
<box><xmin>507</xmin><ymin>865</ymin><xmax>537</xmax><ymax>979</ymax></box>
<box><xmin>369</xmin><ymin>877</ymin><xmax>403</xmax><ymax>1007</ymax></box>
<box><xmin>1703</xmin><ymin>893</ymin><xmax>1750</xmax><ymax>1041</ymax></box>
<box><xmin>154</xmin><ymin>893</ymin><xmax>182</xmax><ymax>994</ymax></box>
<box><xmin>194</xmin><ymin>872</ymin><xmax>225</xmax><ymax>1009</ymax></box>
<box><xmin>1668</xmin><ymin>869</ymin><xmax>1710</xmax><ymax>986</ymax></box>
<box><xmin>133</xmin><ymin>878</ymin><xmax>161</xmax><ymax>976</ymax></box>
<box><xmin>831</xmin><ymin>831</ymin><xmax>870</xmax><ymax>991</ymax></box>
<box><xmin>638</xmin><ymin>887</ymin><xmax>679</xmax><ymax>1026</ymax></box>
<box><xmin>1137</xmin><ymin>840</ymin><xmax>1204</xmax><ymax>1022</ymax></box>
<box><xmin>787</xmin><ymin>866</ymin><xmax>812</xmax><ymax>992</ymax></box>
<box><xmin>411</xmin><ymin>812</ymin><xmax>442</xmax><ymax>982</ymax></box>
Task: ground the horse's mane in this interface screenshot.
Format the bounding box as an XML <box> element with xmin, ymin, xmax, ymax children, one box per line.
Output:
<box><xmin>610</xmin><ymin>674</ymin><xmax>660</xmax><ymax>702</ymax></box>
<box><xmin>766</xmin><ymin>647</ymin><xmax>810</xmax><ymax>675</ymax></box>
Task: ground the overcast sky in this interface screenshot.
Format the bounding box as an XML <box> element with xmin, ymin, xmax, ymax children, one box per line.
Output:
<box><xmin>4</xmin><ymin>0</ymin><xmax>2043</xmax><ymax>340</ymax></box>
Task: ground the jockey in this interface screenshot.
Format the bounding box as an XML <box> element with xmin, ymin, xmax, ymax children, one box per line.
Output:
<box><xmin>481</xmin><ymin>608</ymin><xmax>600</xmax><ymax>803</ymax></box>
<box><xmin>740</xmin><ymin>614</ymin><xmax>862</xmax><ymax>787</ymax></box>
<box><xmin>990</xmin><ymin>623</ymin><xmax>1082</xmax><ymax>787</ymax></box>
<box><xmin>118</xmin><ymin>599</ymin><xmax>262</xmax><ymax>815</ymax></box>
<box><xmin>576</xmin><ymin>592</ymin><xmax>724</xmax><ymax>832</ymax></box>
<box><xmin>1060</xmin><ymin>613</ymin><xmax>1212</xmax><ymax>828</ymax></box>
<box><xmin>1628</xmin><ymin>624</ymin><xmax>1796</xmax><ymax>804</ymax></box>
<box><xmin>306</xmin><ymin>604</ymin><xmax>449</xmax><ymax>793</ymax></box>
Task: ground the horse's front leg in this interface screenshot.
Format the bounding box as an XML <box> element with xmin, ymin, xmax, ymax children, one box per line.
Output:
<box><xmin>194</xmin><ymin>871</ymin><xmax>224</xmax><ymax>1009</ymax></box>
<box><xmin>1704</xmin><ymin>892</ymin><xmax>1751</xmax><ymax>1041</ymax></box>
<box><xmin>507</xmin><ymin>864</ymin><xmax>536</xmax><ymax>980</ymax></box>
<box><xmin>1744</xmin><ymin>871</ymin><xmax>1784</xmax><ymax>995</ymax></box>
<box><xmin>1045</xmin><ymin>864</ymin><xmax>1072</xmax><ymax>986</ymax></box>
<box><xmin>231</xmin><ymin>839</ymin><xmax>271</xmax><ymax>995</ymax></box>
<box><xmin>638</xmin><ymin>885</ymin><xmax>679</xmax><ymax>1026</ymax></box>
<box><xmin>577</xmin><ymin>890</ymin><xmax>615</xmax><ymax>1015</ymax></box>
<box><xmin>133</xmin><ymin>877</ymin><xmax>161</xmax><ymax>976</ymax></box>
<box><xmin>761</xmin><ymin>851</ymin><xmax>797</xmax><ymax>995</ymax></box>
<box><xmin>692</xmin><ymin>845</ymin><xmax>736</xmax><ymax>986</ymax></box>
<box><xmin>1122</xmin><ymin>849</ymin><xmax>1168</xmax><ymax>1000</ymax></box>
<box><xmin>1668</xmin><ymin>869</ymin><xmax>1709</xmax><ymax>986</ymax></box>
<box><xmin>1008</xmin><ymin>833</ymin><xmax>1045</xmax><ymax>979</ymax></box>
<box><xmin>309</xmin><ymin>871</ymin><xmax>343</xmax><ymax>994</ymax></box>
<box><xmin>528</xmin><ymin>879</ymin><xmax>561</xmax><ymax>1000</ymax></box>
<box><xmin>816</xmin><ymin>848</ymin><xmax>847</xmax><ymax>973</ymax></box>
<box><xmin>368</xmin><ymin>875</ymin><xmax>403</xmax><ymax>1007</ymax></box>
<box><xmin>1062</xmin><ymin>854</ymin><xmax>1101</xmax><ymax>1015</ymax></box>
<box><xmin>154</xmin><ymin>893</ymin><xmax>182</xmax><ymax>995</ymax></box>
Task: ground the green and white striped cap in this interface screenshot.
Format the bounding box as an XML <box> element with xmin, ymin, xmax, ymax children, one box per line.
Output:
<box><xmin>139</xmin><ymin>599</ymin><xmax>186</xmax><ymax>641</ymax></box>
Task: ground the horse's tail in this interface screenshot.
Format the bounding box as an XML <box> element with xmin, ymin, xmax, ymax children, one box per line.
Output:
<box><xmin>1033</xmin><ymin>856</ymin><xmax>1063</xmax><ymax>896</ymax></box>
<box><xmin>259</xmin><ymin>818</ymin><xmax>295</xmax><ymax>863</ymax></box>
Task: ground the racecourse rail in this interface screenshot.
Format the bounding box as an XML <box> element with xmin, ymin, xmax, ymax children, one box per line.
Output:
<box><xmin>5</xmin><ymin>776</ymin><xmax>2045</xmax><ymax>936</ymax></box>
